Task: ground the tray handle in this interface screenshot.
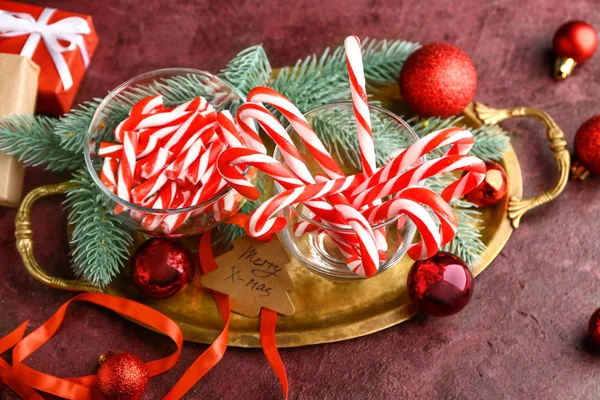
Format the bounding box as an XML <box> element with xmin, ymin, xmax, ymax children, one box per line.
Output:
<box><xmin>474</xmin><ymin>103</ymin><xmax>570</xmax><ymax>228</ymax></box>
<box><xmin>15</xmin><ymin>181</ymin><xmax>101</xmax><ymax>292</ymax></box>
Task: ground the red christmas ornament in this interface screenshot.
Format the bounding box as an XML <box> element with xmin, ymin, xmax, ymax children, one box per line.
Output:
<box><xmin>132</xmin><ymin>239</ymin><xmax>194</xmax><ymax>298</ymax></box>
<box><xmin>97</xmin><ymin>352</ymin><xmax>148</xmax><ymax>400</ymax></box>
<box><xmin>553</xmin><ymin>20</ymin><xmax>598</xmax><ymax>79</ymax></box>
<box><xmin>407</xmin><ymin>252</ymin><xmax>473</xmax><ymax>317</ymax></box>
<box><xmin>573</xmin><ymin>115</ymin><xmax>600</xmax><ymax>179</ymax></box>
<box><xmin>588</xmin><ymin>308</ymin><xmax>600</xmax><ymax>346</ymax></box>
<box><xmin>399</xmin><ymin>43</ymin><xmax>477</xmax><ymax>118</ymax></box>
<box><xmin>464</xmin><ymin>161</ymin><xmax>507</xmax><ymax>207</ymax></box>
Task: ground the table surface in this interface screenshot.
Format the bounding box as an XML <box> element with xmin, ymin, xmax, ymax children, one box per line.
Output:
<box><xmin>2</xmin><ymin>0</ymin><xmax>600</xmax><ymax>399</ymax></box>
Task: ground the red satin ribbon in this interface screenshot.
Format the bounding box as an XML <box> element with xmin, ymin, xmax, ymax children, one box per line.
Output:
<box><xmin>1</xmin><ymin>213</ymin><xmax>288</xmax><ymax>399</ymax></box>
<box><xmin>6</xmin><ymin>292</ymin><xmax>185</xmax><ymax>399</ymax></box>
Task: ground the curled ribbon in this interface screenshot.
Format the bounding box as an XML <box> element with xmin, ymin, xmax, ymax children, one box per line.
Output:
<box><xmin>1</xmin><ymin>218</ymin><xmax>287</xmax><ymax>399</ymax></box>
<box><xmin>0</xmin><ymin>7</ymin><xmax>91</xmax><ymax>90</ymax></box>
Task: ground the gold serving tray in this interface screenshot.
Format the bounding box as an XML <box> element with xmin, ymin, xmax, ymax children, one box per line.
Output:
<box><xmin>15</xmin><ymin>85</ymin><xmax>570</xmax><ymax>348</ymax></box>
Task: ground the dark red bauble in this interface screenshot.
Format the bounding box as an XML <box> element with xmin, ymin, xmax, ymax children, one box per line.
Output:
<box><xmin>553</xmin><ymin>20</ymin><xmax>598</xmax><ymax>63</ymax></box>
<box><xmin>399</xmin><ymin>43</ymin><xmax>477</xmax><ymax>118</ymax></box>
<box><xmin>407</xmin><ymin>252</ymin><xmax>473</xmax><ymax>317</ymax></box>
<box><xmin>97</xmin><ymin>352</ymin><xmax>148</xmax><ymax>400</ymax></box>
<box><xmin>574</xmin><ymin>115</ymin><xmax>600</xmax><ymax>176</ymax></box>
<box><xmin>464</xmin><ymin>161</ymin><xmax>507</xmax><ymax>207</ymax></box>
<box><xmin>588</xmin><ymin>308</ymin><xmax>600</xmax><ymax>346</ymax></box>
<box><xmin>132</xmin><ymin>239</ymin><xmax>194</xmax><ymax>298</ymax></box>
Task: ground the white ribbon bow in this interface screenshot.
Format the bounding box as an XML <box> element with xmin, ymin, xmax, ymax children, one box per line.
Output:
<box><xmin>0</xmin><ymin>7</ymin><xmax>91</xmax><ymax>90</ymax></box>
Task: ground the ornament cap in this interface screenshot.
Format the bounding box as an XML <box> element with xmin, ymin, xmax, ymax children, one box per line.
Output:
<box><xmin>554</xmin><ymin>56</ymin><xmax>577</xmax><ymax>80</ymax></box>
<box><xmin>571</xmin><ymin>159</ymin><xmax>591</xmax><ymax>180</ymax></box>
<box><xmin>98</xmin><ymin>351</ymin><xmax>114</xmax><ymax>365</ymax></box>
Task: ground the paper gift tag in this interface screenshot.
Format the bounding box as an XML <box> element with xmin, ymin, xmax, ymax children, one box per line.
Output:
<box><xmin>201</xmin><ymin>236</ymin><xmax>295</xmax><ymax>317</ymax></box>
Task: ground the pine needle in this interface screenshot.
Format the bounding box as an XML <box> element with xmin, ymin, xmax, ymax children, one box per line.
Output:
<box><xmin>65</xmin><ymin>169</ymin><xmax>133</xmax><ymax>287</ymax></box>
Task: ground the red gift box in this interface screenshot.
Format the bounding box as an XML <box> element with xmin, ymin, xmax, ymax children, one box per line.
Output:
<box><xmin>0</xmin><ymin>0</ymin><xmax>98</xmax><ymax>115</ymax></box>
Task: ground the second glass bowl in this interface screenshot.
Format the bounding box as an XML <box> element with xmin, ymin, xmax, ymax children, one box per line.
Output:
<box><xmin>274</xmin><ymin>102</ymin><xmax>419</xmax><ymax>280</ymax></box>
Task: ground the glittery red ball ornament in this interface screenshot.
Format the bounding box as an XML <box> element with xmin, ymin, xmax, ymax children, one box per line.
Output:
<box><xmin>407</xmin><ymin>252</ymin><xmax>473</xmax><ymax>317</ymax></box>
<box><xmin>553</xmin><ymin>21</ymin><xmax>598</xmax><ymax>63</ymax></box>
<box><xmin>574</xmin><ymin>115</ymin><xmax>600</xmax><ymax>176</ymax></box>
<box><xmin>464</xmin><ymin>161</ymin><xmax>507</xmax><ymax>207</ymax></box>
<box><xmin>588</xmin><ymin>308</ymin><xmax>600</xmax><ymax>346</ymax></box>
<box><xmin>97</xmin><ymin>352</ymin><xmax>148</xmax><ymax>400</ymax></box>
<box><xmin>132</xmin><ymin>239</ymin><xmax>194</xmax><ymax>299</ymax></box>
<box><xmin>399</xmin><ymin>43</ymin><xmax>477</xmax><ymax>118</ymax></box>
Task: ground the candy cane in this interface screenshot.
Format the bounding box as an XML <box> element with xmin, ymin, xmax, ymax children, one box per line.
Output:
<box><xmin>116</xmin><ymin>130</ymin><xmax>138</xmax><ymax>204</ymax></box>
<box><xmin>187</xmin><ymin>140</ymin><xmax>225</xmax><ymax>185</ymax></box>
<box><xmin>216</xmin><ymin>110</ymin><xmax>244</xmax><ymax>148</ymax></box>
<box><xmin>129</xmin><ymin>95</ymin><xmax>164</xmax><ymax>116</ymax></box>
<box><xmin>165</xmin><ymin>136</ymin><xmax>205</xmax><ymax>180</ymax></box>
<box><xmin>141</xmin><ymin>181</ymin><xmax>178</xmax><ymax>232</ymax></box>
<box><xmin>100</xmin><ymin>157</ymin><xmax>119</xmax><ymax>193</ymax></box>
<box><xmin>351</xmin><ymin>127</ymin><xmax>474</xmax><ymax>196</ymax></box>
<box><xmin>352</xmin><ymin>155</ymin><xmax>487</xmax><ymax>208</ymax></box>
<box><xmin>139</xmin><ymin>147</ymin><xmax>171</xmax><ymax>179</ymax></box>
<box><xmin>98</xmin><ymin>142</ymin><xmax>123</xmax><ymax>158</ymax></box>
<box><xmin>344</xmin><ymin>35</ymin><xmax>376</xmax><ymax>177</ymax></box>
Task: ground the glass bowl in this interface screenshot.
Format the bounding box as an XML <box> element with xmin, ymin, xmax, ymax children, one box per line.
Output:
<box><xmin>274</xmin><ymin>102</ymin><xmax>419</xmax><ymax>280</ymax></box>
<box><xmin>84</xmin><ymin>68</ymin><xmax>252</xmax><ymax>237</ymax></box>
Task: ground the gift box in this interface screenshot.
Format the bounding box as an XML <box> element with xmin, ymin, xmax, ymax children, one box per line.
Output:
<box><xmin>0</xmin><ymin>53</ymin><xmax>39</xmax><ymax>207</ymax></box>
<box><xmin>0</xmin><ymin>0</ymin><xmax>98</xmax><ymax>115</ymax></box>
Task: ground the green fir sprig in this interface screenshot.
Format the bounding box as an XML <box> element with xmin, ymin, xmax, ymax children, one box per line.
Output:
<box><xmin>0</xmin><ymin>115</ymin><xmax>80</xmax><ymax>171</ymax></box>
<box><xmin>65</xmin><ymin>168</ymin><xmax>133</xmax><ymax>287</ymax></box>
<box><xmin>219</xmin><ymin>45</ymin><xmax>272</xmax><ymax>95</ymax></box>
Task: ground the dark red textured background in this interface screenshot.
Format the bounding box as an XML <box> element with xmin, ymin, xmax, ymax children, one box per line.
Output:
<box><xmin>2</xmin><ymin>0</ymin><xmax>600</xmax><ymax>399</ymax></box>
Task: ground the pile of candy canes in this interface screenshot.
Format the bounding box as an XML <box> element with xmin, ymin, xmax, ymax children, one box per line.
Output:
<box><xmin>217</xmin><ymin>36</ymin><xmax>487</xmax><ymax>277</ymax></box>
<box><xmin>95</xmin><ymin>35</ymin><xmax>486</xmax><ymax>277</ymax></box>
<box><xmin>97</xmin><ymin>96</ymin><xmax>247</xmax><ymax>234</ymax></box>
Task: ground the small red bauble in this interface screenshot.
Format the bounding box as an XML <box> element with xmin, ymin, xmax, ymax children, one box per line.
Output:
<box><xmin>574</xmin><ymin>115</ymin><xmax>600</xmax><ymax>176</ymax></box>
<box><xmin>407</xmin><ymin>252</ymin><xmax>473</xmax><ymax>317</ymax></box>
<box><xmin>399</xmin><ymin>43</ymin><xmax>477</xmax><ymax>118</ymax></box>
<box><xmin>464</xmin><ymin>161</ymin><xmax>507</xmax><ymax>207</ymax></box>
<box><xmin>588</xmin><ymin>308</ymin><xmax>600</xmax><ymax>346</ymax></box>
<box><xmin>132</xmin><ymin>239</ymin><xmax>194</xmax><ymax>298</ymax></box>
<box><xmin>97</xmin><ymin>352</ymin><xmax>148</xmax><ymax>400</ymax></box>
<box><xmin>553</xmin><ymin>21</ymin><xmax>598</xmax><ymax>63</ymax></box>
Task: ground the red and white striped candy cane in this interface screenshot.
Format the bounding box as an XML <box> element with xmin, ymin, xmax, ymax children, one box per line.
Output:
<box><xmin>131</xmin><ymin>170</ymin><xmax>168</xmax><ymax>204</ymax></box>
<box><xmin>139</xmin><ymin>147</ymin><xmax>171</xmax><ymax>179</ymax></box>
<box><xmin>216</xmin><ymin>110</ymin><xmax>244</xmax><ymax>148</ymax></box>
<box><xmin>100</xmin><ymin>157</ymin><xmax>119</xmax><ymax>193</ymax></box>
<box><xmin>352</xmin><ymin>155</ymin><xmax>487</xmax><ymax>208</ymax></box>
<box><xmin>114</xmin><ymin>111</ymin><xmax>191</xmax><ymax>143</ymax></box>
<box><xmin>187</xmin><ymin>140</ymin><xmax>225</xmax><ymax>185</ymax></box>
<box><xmin>165</xmin><ymin>136</ymin><xmax>205</xmax><ymax>180</ymax></box>
<box><xmin>351</xmin><ymin>127</ymin><xmax>474</xmax><ymax>197</ymax></box>
<box><xmin>141</xmin><ymin>181</ymin><xmax>178</xmax><ymax>232</ymax></box>
<box><xmin>129</xmin><ymin>95</ymin><xmax>164</xmax><ymax>116</ymax></box>
<box><xmin>98</xmin><ymin>142</ymin><xmax>123</xmax><ymax>158</ymax></box>
<box><xmin>362</xmin><ymin>186</ymin><xmax>457</xmax><ymax>259</ymax></box>
<box><xmin>116</xmin><ymin>130</ymin><xmax>138</xmax><ymax>204</ymax></box>
<box><xmin>344</xmin><ymin>35</ymin><xmax>376</xmax><ymax>177</ymax></box>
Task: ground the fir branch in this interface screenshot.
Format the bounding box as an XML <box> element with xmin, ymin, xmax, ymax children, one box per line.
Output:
<box><xmin>269</xmin><ymin>48</ymin><xmax>350</xmax><ymax>117</ymax></box>
<box><xmin>268</xmin><ymin>38</ymin><xmax>419</xmax><ymax>118</ymax></box>
<box><xmin>219</xmin><ymin>45</ymin><xmax>272</xmax><ymax>96</ymax></box>
<box><xmin>65</xmin><ymin>169</ymin><xmax>133</xmax><ymax>287</ymax></box>
<box><xmin>361</xmin><ymin>38</ymin><xmax>421</xmax><ymax>86</ymax></box>
<box><xmin>0</xmin><ymin>114</ymin><xmax>80</xmax><ymax>171</ymax></box>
